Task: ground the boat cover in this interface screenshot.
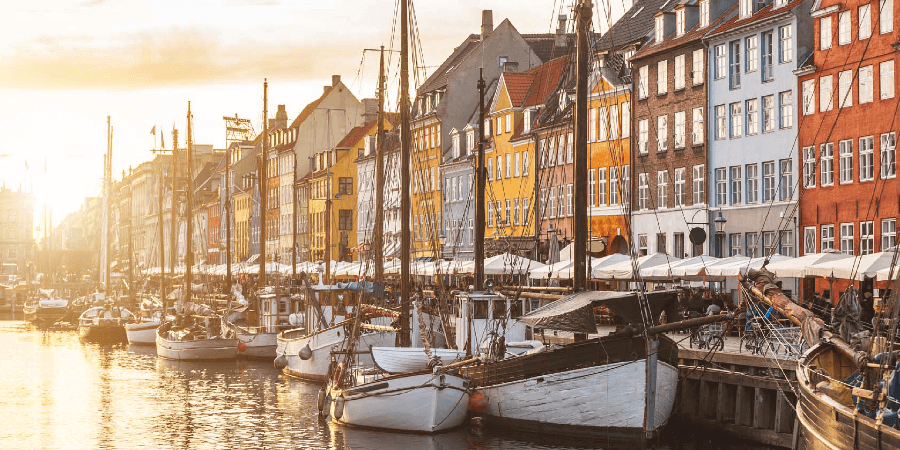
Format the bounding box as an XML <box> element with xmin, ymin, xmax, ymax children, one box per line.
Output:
<box><xmin>517</xmin><ymin>290</ymin><xmax>678</xmax><ymax>333</ymax></box>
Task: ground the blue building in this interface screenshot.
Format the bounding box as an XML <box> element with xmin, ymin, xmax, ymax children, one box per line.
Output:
<box><xmin>705</xmin><ymin>0</ymin><xmax>814</xmax><ymax>259</ymax></box>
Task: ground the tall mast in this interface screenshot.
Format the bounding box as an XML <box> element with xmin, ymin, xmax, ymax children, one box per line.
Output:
<box><xmin>474</xmin><ymin>68</ymin><xmax>486</xmax><ymax>291</ymax></box>
<box><xmin>158</xmin><ymin>154</ymin><xmax>166</xmax><ymax>313</ymax></box>
<box><xmin>259</xmin><ymin>79</ymin><xmax>268</xmax><ymax>286</ymax></box>
<box><xmin>226</xmin><ymin>144</ymin><xmax>232</xmax><ymax>293</ymax></box>
<box><xmin>170</xmin><ymin>129</ymin><xmax>179</xmax><ymax>285</ymax></box>
<box><xmin>573</xmin><ymin>0</ymin><xmax>591</xmax><ymax>292</ymax></box>
<box><xmin>185</xmin><ymin>102</ymin><xmax>194</xmax><ymax>302</ymax></box>
<box><xmin>292</xmin><ymin>154</ymin><xmax>298</xmax><ymax>279</ymax></box>
<box><xmin>399</xmin><ymin>0</ymin><xmax>411</xmax><ymax>347</ymax></box>
<box><xmin>373</xmin><ymin>45</ymin><xmax>387</xmax><ymax>280</ymax></box>
<box><xmin>105</xmin><ymin>116</ymin><xmax>112</xmax><ymax>292</ymax></box>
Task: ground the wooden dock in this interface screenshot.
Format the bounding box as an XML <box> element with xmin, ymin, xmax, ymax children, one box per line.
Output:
<box><xmin>673</xmin><ymin>342</ymin><xmax>798</xmax><ymax>448</ymax></box>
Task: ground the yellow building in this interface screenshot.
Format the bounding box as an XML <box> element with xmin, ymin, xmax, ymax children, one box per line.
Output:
<box><xmin>233</xmin><ymin>190</ymin><xmax>251</xmax><ymax>262</ymax></box>
<box><xmin>410</xmin><ymin>114</ymin><xmax>443</xmax><ymax>259</ymax></box>
<box><xmin>308</xmin><ymin>120</ymin><xmax>389</xmax><ymax>262</ymax></box>
<box><xmin>587</xmin><ymin>69</ymin><xmax>632</xmax><ymax>255</ymax></box>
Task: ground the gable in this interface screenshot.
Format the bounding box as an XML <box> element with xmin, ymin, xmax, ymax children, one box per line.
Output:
<box><xmin>494</xmin><ymin>82</ymin><xmax>513</xmax><ymax>112</ymax></box>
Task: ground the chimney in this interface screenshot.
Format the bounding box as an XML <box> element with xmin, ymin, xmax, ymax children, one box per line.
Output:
<box><xmin>332</xmin><ymin>74</ymin><xmax>341</xmax><ymax>87</ymax></box>
<box><xmin>362</xmin><ymin>98</ymin><xmax>379</xmax><ymax>123</ymax></box>
<box><xmin>503</xmin><ymin>61</ymin><xmax>520</xmax><ymax>72</ymax></box>
<box><xmin>481</xmin><ymin>10</ymin><xmax>493</xmax><ymax>39</ymax></box>
<box><xmin>275</xmin><ymin>105</ymin><xmax>288</xmax><ymax>127</ymax></box>
<box><xmin>556</xmin><ymin>14</ymin><xmax>568</xmax><ymax>47</ymax></box>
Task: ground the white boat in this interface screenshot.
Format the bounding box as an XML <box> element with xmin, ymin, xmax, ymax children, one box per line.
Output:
<box><xmin>78</xmin><ymin>304</ymin><xmax>134</xmax><ymax>342</ymax></box>
<box><xmin>155</xmin><ymin>315</ymin><xmax>239</xmax><ymax>361</ymax></box>
<box><xmin>277</xmin><ymin>322</ymin><xmax>396</xmax><ymax>382</ymax></box>
<box><xmin>125</xmin><ymin>313</ymin><xmax>162</xmax><ymax>345</ymax></box>
<box><xmin>371</xmin><ymin>347</ymin><xmax>467</xmax><ymax>373</ymax></box>
<box><xmin>23</xmin><ymin>289</ymin><xmax>69</xmax><ymax>327</ymax></box>
<box><xmin>229</xmin><ymin>287</ymin><xmax>303</xmax><ymax>359</ymax></box>
<box><xmin>232</xmin><ymin>325</ymin><xmax>280</xmax><ymax>358</ymax></box>
<box><xmin>325</xmin><ymin>370</ymin><xmax>471</xmax><ymax>433</ymax></box>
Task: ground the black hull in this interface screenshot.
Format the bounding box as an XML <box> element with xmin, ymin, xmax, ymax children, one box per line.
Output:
<box><xmin>79</xmin><ymin>325</ymin><xmax>127</xmax><ymax>343</ymax></box>
<box><xmin>24</xmin><ymin>307</ymin><xmax>68</xmax><ymax>328</ymax></box>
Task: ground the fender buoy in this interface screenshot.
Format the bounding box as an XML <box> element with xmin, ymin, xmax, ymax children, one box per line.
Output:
<box><xmin>274</xmin><ymin>354</ymin><xmax>288</xmax><ymax>370</ymax></box>
<box><xmin>298</xmin><ymin>343</ymin><xmax>312</xmax><ymax>360</ymax></box>
<box><xmin>333</xmin><ymin>396</ymin><xmax>345</xmax><ymax>420</ymax></box>
<box><xmin>321</xmin><ymin>394</ymin><xmax>331</xmax><ymax>417</ymax></box>
<box><xmin>316</xmin><ymin>387</ymin><xmax>326</xmax><ymax>412</ymax></box>
<box><xmin>237</xmin><ymin>341</ymin><xmax>247</xmax><ymax>353</ymax></box>
<box><xmin>468</xmin><ymin>392</ymin><xmax>487</xmax><ymax>412</ymax></box>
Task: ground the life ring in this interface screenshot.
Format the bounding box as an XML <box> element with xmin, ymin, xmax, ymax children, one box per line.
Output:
<box><xmin>333</xmin><ymin>361</ymin><xmax>345</xmax><ymax>385</ymax></box>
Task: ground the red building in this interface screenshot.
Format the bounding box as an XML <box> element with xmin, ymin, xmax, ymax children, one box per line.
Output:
<box><xmin>207</xmin><ymin>201</ymin><xmax>220</xmax><ymax>264</ymax></box>
<box><xmin>797</xmin><ymin>0</ymin><xmax>898</xmax><ymax>296</ymax></box>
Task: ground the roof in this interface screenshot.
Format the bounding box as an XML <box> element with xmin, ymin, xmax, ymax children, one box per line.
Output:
<box><xmin>707</xmin><ymin>0</ymin><xmax>804</xmax><ymax>38</ymax></box>
<box><xmin>336</xmin><ymin>121</ymin><xmax>377</xmax><ymax>149</ymax></box>
<box><xmin>633</xmin><ymin>5</ymin><xmax>737</xmax><ymax>60</ymax></box>
<box><xmin>418</xmin><ymin>35</ymin><xmax>482</xmax><ymax>95</ymax></box>
<box><xmin>521</xmin><ymin>33</ymin><xmax>574</xmax><ymax>64</ymax></box>
<box><xmin>503</xmin><ymin>72</ymin><xmax>536</xmax><ymax>107</ymax></box>
<box><xmin>522</xmin><ymin>56</ymin><xmax>570</xmax><ymax>107</ymax></box>
<box><xmin>289</xmin><ymin>86</ymin><xmax>332</xmax><ymax>129</ymax></box>
<box><xmin>594</xmin><ymin>0</ymin><xmax>673</xmax><ymax>51</ymax></box>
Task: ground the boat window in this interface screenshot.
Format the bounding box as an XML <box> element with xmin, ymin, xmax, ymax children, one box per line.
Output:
<box><xmin>473</xmin><ymin>300</ymin><xmax>489</xmax><ymax>319</ymax></box>
<box><xmin>279</xmin><ymin>300</ymin><xmax>287</xmax><ymax>313</ymax></box>
<box><xmin>492</xmin><ymin>300</ymin><xmax>507</xmax><ymax>319</ymax></box>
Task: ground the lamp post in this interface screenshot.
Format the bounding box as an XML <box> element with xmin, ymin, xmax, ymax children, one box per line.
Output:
<box><xmin>714</xmin><ymin>211</ymin><xmax>727</xmax><ymax>258</ymax></box>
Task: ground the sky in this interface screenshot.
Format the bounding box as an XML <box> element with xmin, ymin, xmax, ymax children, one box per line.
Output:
<box><xmin>0</xmin><ymin>0</ymin><xmax>626</xmax><ymax>234</ymax></box>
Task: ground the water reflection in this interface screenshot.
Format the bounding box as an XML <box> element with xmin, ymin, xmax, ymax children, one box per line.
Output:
<box><xmin>0</xmin><ymin>318</ymin><xmax>772</xmax><ymax>450</ymax></box>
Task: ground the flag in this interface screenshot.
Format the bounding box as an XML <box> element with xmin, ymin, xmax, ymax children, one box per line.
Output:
<box><xmin>150</xmin><ymin>125</ymin><xmax>156</xmax><ymax>136</ymax></box>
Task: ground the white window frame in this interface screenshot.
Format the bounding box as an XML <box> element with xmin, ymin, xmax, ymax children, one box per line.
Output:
<box><xmin>715</xmin><ymin>44</ymin><xmax>727</xmax><ymax>79</ymax></box>
<box><xmin>859</xmin><ymin>4</ymin><xmax>872</xmax><ymax>39</ymax></box>
<box><xmin>657</xmin><ymin>115</ymin><xmax>668</xmax><ymax>151</ymax></box>
<box><xmin>821</xmin><ymin>16</ymin><xmax>833</xmax><ymax>50</ymax></box>
<box><xmin>598</xmin><ymin>167</ymin><xmax>608</xmax><ymax>205</ymax></box>
<box><xmin>880</xmin><ymin>0</ymin><xmax>893</xmax><ymax>34</ymax></box>
<box><xmin>610</xmin><ymin>166</ymin><xmax>620</xmax><ymax>205</ymax></box>
<box><xmin>839</xmin><ymin>69</ymin><xmax>853</xmax><ymax>108</ymax></box>
<box><xmin>882</xmin><ymin>218</ymin><xmax>897</xmax><ymax>250</ymax></box>
<box><xmin>716</xmin><ymin>167</ymin><xmax>727</xmax><ymax>206</ymax></box>
<box><xmin>692</xmin><ymin>49</ymin><xmax>704</xmax><ymax>85</ymax></box>
<box><xmin>881</xmin><ymin>60</ymin><xmax>895</xmax><ymax>99</ymax></box>
<box><xmin>674</xmin><ymin>111</ymin><xmax>686</xmax><ymax>149</ymax></box>
<box><xmin>746</xmin><ymin>35</ymin><xmax>758</xmax><ymax>73</ymax></box>
<box><xmin>638</xmin><ymin>119</ymin><xmax>649</xmax><ymax>154</ymax></box>
<box><xmin>763</xmin><ymin>95</ymin><xmax>775</xmax><ymax>133</ymax></box>
<box><xmin>731</xmin><ymin>165</ymin><xmax>743</xmax><ymax>205</ymax></box>
<box><xmin>730</xmin><ymin>102</ymin><xmax>743</xmax><ymax>138</ymax></box>
<box><xmin>881</xmin><ymin>132</ymin><xmax>896</xmax><ymax>179</ymax></box>
<box><xmin>674</xmin><ymin>167</ymin><xmax>686</xmax><ymax>207</ymax></box>
<box><xmin>821</xmin><ymin>224</ymin><xmax>835</xmax><ymax>251</ymax></box>
<box><xmin>838</xmin><ymin>11</ymin><xmax>851</xmax><ymax>45</ymax></box>
<box><xmin>589</xmin><ymin>169</ymin><xmax>596</xmax><ymax>207</ymax></box>
<box><xmin>803</xmin><ymin>146</ymin><xmax>816</xmax><ymax>188</ymax></box>
<box><xmin>622</xmin><ymin>102</ymin><xmax>631</xmax><ymax>138</ymax></box>
<box><xmin>821</xmin><ymin>142</ymin><xmax>835</xmax><ymax>186</ymax></box>
<box><xmin>599</xmin><ymin>106</ymin><xmax>608</xmax><ymax>141</ymax></box>
<box><xmin>820</xmin><ymin>75</ymin><xmax>834</xmax><ymax>112</ymax></box>
<box><xmin>675</xmin><ymin>54</ymin><xmax>686</xmax><ymax>90</ymax></box>
<box><xmin>639</xmin><ymin>65</ymin><xmax>649</xmax><ymax>99</ymax></box>
<box><xmin>657</xmin><ymin>170</ymin><xmax>669</xmax><ymax>209</ymax></box>
<box><xmin>658</xmin><ymin>60</ymin><xmax>668</xmax><ymax>95</ymax></box>
<box><xmin>716</xmin><ymin>105</ymin><xmax>727</xmax><ymax>140</ymax></box>
<box><xmin>700</xmin><ymin>0</ymin><xmax>710</xmax><ymax>27</ymax></box>
<box><xmin>762</xmin><ymin>160</ymin><xmax>776</xmax><ymax>202</ymax></box>
<box><xmin>804</xmin><ymin>226</ymin><xmax>817</xmax><ymax>254</ymax></box>
<box><xmin>860</xmin><ymin>136</ymin><xmax>875</xmax><ymax>182</ymax></box>
<box><xmin>860</xmin><ymin>221</ymin><xmax>875</xmax><ymax>255</ymax></box>
<box><xmin>638</xmin><ymin>173</ymin><xmax>649</xmax><ymax>210</ymax></box>
<box><xmin>746</xmin><ymin>163</ymin><xmax>759</xmax><ymax>204</ymax></box>
<box><xmin>802</xmin><ymin>79</ymin><xmax>816</xmax><ymax>115</ymax></box>
<box><xmin>780</xmin><ymin>159</ymin><xmax>793</xmax><ymax>201</ymax></box>
<box><xmin>692</xmin><ymin>107</ymin><xmax>704</xmax><ymax>145</ymax></box>
<box><xmin>840</xmin><ymin>222</ymin><xmax>854</xmax><ymax>254</ymax></box>
<box><xmin>746</xmin><ymin>98</ymin><xmax>759</xmax><ymax>135</ymax></box>
<box><xmin>693</xmin><ymin>165</ymin><xmax>705</xmax><ymax>205</ymax></box>
<box><xmin>779</xmin><ymin>25</ymin><xmax>793</xmax><ymax>63</ymax></box>
<box><xmin>839</xmin><ymin>139</ymin><xmax>853</xmax><ymax>184</ymax></box>
<box><xmin>780</xmin><ymin>91</ymin><xmax>793</xmax><ymax>129</ymax></box>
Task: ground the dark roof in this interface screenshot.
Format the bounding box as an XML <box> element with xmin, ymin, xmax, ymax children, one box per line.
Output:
<box><xmin>708</xmin><ymin>0</ymin><xmax>803</xmax><ymax>37</ymax></box>
<box><xmin>595</xmin><ymin>0</ymin><xmax>673</xmax><ymax>52</ymax></box>
<box><xmin>521</xmin><ymin>33</ymin><xmax>574</xmax><ymax>64</ymax></box>
<box><xmin>633</xmin><ymin>5</ymin><xmax>737</xmax><ymax>60</ymax></box>
<box><xmin>418</xmin><ymin>35</ymin><xmax>482</xmax><ymax>95</ymax></box>
<box><xmin>336</xmin><ymin>121</ymin><xmax>377</xmax><ymax>149</ymax></box>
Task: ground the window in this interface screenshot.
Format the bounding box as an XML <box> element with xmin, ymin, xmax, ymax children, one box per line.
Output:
<box><xmin>715</xmin><ymin>44</ymin><xmax>727</xmax><ymax>79</ymax></box>
<box><xmin>656</xmin><ymin>15</ymin><xmax>665</xmax><ymax>42</ymax></box>
<box><xmin>566</xmin><ymin>184</ymin><xmax>573</xmax><ymax>216</ymax></box>
<box><xmin>746</xmin><ymin>163</ymin><xmax>759</xmax><ymax>203</ymax></box>
<box><xmin>802</xmin><ymin>79</ymin><xmax>816</xmax><ymax>115</ymax></box>
<box><xmin>780</xmin><ymin>91</ymin><xmax>793</xmax><ymax>128</ymax></box>
<box><xmin>339</xmin><ymin>177</ymin><xmax>353</xmax><ymax>195</ymax></box>
<box><xmin>780</xmin><ymin>159</ymin><xmax>793</xmax><ymax>200</ymax></box>
<box><xmin>821</xmin><ymin>224</ymin><xmax>835</xmax><ymax>251</ymax></box>
<box><xmin>675</xmin><ymin>54</ymin><xmax>686</xmax><ymax>90</ymax></box>
<box><xmin>621</xmin><ymin>166</ymin><xmax>631</xmax><ymax>205</ymax></box>
<box><xmin>700</xmin><ymin>0</ymin><xmax>710</xmax><ymax>27</ymax></box>
<box><xmin>497</xmin><ymin>155</ymin><xmax>503</xmax><ymax>178</ymax></box>
<box><xmin>622</xmin><ymin>102</ymin><xmax>631</xmax><ymax>138</ymax></box>
<box><xmin>746</xmin><ymin>98</ymin><xmax>759</xmax><ymax>135</ymax></box>
<box><xmin>548</xmin><ymin>188</ymin><xmax>555</xmax><ymax>219</ymax></box>
<box><xmin>731</xmin><ymin>165</ymin><xmax>743</xmax><ymax>204</ymax></box>
<box><xmin>859</xmin><ymin>136</ymin><xmax>875</xmax><ymax>181</ymax></box>
<box><xmin>566</xmin><ymin>132</ymin><xmax>573</xmax><ymax>164</ymax></box>
<box><xmin>338</xmin><ymin>209</ymin><xmax>353</xmax><ymax>231</ymax></box>
<box><xmin>676</xmin><ymin>8</ymin><xmax>686</xmax><ymax>35</ymax></box>
<box><xmin>860</xmin><ymin>221</ymin><xmax>875</xmax><ymax>255</ymax></box>
<box><xmin>804</xmin><ymin>227</ymin><xmax>817</xmax><ymax>254</ymax></box>
<box><xmin>730</xmin><ymin>233</ymin><xmax>743</xmax><ymax>256</ymax></box>
<box><xmin>513</xmin><ymin>198</ymin><xmax>520</xmax><ymax>225</ymax></box>
<box><xmin>716</xmin><ymin>168</ymin><xmax>727</xmax><ymax>205</ymax></box>
<box><xmin>821</xmin><ymin>16</ymin><xmax>833</xmax><ymax>50</ymax></box>
<box><xmin>880</xmin><ymin>0</ymin><xmax>893</xmax><ymax>33</ymax></box>
<box><xmin>838</xmin><ymin>11</ymin><xmax>851</xmax><ymax>45</ymax></box>
<box><xmin>781</xmin><ymin>230</ymin><xmax>795</xmax><ymax>257</ymax></box>
<box><xmin>487</xmin><ymin>157</ymin><xmax>493</xmax><ymax>180</ymax></box>
<box><xmin>730</xmin><ymin>103</ymin><xmax>743</xmax><ymax>138</ymax></box>
<box><xmin>610</xmin><ymin>166</ymin><xmax>620</xmax><ymax>205</ymax></box>
<box><xmin>859</xmin><ymin>4</ymin><xmax>872</xmax><ymax>39</ymax></box>
<box><xmin>746</xmin><ymin>35</ymin><xmax>758</xmax><ymax>72</ymax></box>
<box><xmin>762</xmin><ymin>161</ymin><xmax>776</xmax><ymax>202</ymax></box>
<box><xmin>505</xmin><ymin>199</ymin><xmax>511</xmax><ymax>225</ymax></box>
<box><xmin>610</xmin><ymin>105</ymin><xmax>619</xmax><ymax>139</ymax></box>
<box><xmin>821</xmin><ymin>142</ymin><xmax>835</xmax><ymax>185</ymax></box>
<box><xmin>505</xmin><ymin>153</ymin><xmax>511</xmax><ymax>178</ymax></box>
<box><xmin>883</xmin><ymin>218</ymin><xmax>896</xmax><ymax>250</ymax></box>
<box><xmin>638</xmin><ymin>119</ymin><xmax>649</xmax><ymax>154</ymax></box>
<box><xmin>657</xmin><ymin>170</ymin><xmax>669</xmax><ymax>208</ymax></box>
<box><xmin>598</xmin><ymin>167</ymin><xmax>608</xmax><ymax>205</ymax></box>
<box><xmin>589</xmin><ymin>169</ymin><xmax>596</xmax><ymax>207</ymax></box>
<box><xmin>763</xmin><ymin>95</ymin><xmax>775</xmax><ymax>132</ymax></box>
<box><xmin>599</xmin><ymin>107</ymin><xmax>608</xmax><ymax>141</ymax></box>
<box><xmin>730</xmin><ymin>40</ymin><xmax>741</xmax><ymax>89</ymax></box>
<box><xmin>514</xmin><ymin>152</ymin><xmax>520</xmax><ymax>177</ymax></box>
<box><xmin>881</xmin><ymin>60</ymin><xmax>895</xmax><ymax>99</ymax></box>
<box><xmin>674</xmin><ymin>232</ymin><xmax>686</xmax><ymax>258</ymax></box>
<box><xmin>639</xmin><ymin>65</ymin><xmax>649</xmax><ymax>99</ymax></box>
<box><xmin>763</xmin><ymin>231</ymin><xmax>777</xmax><ymax>255</ymax></box>
<box><xmin>803</xmin><ymin>146</ymin><xmax>816</xmax><ymax>188</ymax></box>
<box><xmin>638</xmin><ymin>173</ymin><xmax>649</xmax><ymax>210</ymax></box>
<box><xmin>496</xmin><ymin>117</ymin><xmax>502</xmax><ymax>135</ymax></box>
<box><xmin>839</xmin><ymin>139</ymin><xmax>853</xmax><ymax>184</ymax></box>
<box><xmin>820</xmin><ymin>75</ymin><xmax>833</xmax><ymax>112</ymax></box>
<box><xmin>779</xmin><ymin>26</ymin><xmax>793</xmax><ymax>63</ymax></box>
<box><xmin>523</xmin><ymin>199</ymin><xmax>530</xmax><ymax>225</ymax></box>
<box><xmin>674</xmin><ymin>111</ymin><xmax>686</xmax><ymax>148</ymax></box>
<box><xmin>657</xmin><ymin>233</ymin><xmax>668</xmax><ymax>254</ymax></box>
<box><xmin>692</xmin><ymin>49</ymin><xmax>704</xmax><ymax>85</ymax></box>
<box><xmin>740</xmin><ymin>0</ymin><xmax>753</xmax><ymax>19</ymax></box>
<box><xmin>882</xmin><ymin>133</ymin><xmax>896</xmax><ymax>178</ymax></box>
<box><xmin>693</xmin><ymin>165</ymin><xmax>705</xmax><ymax>205</ymax></box>
<box><xmin>692</xmin><ymin>107</ymin><xmax>704</xmax><ymax>144</ymax></box>
<box><xmin>505</xmin><ymin>113</ymin><xmax>511</xmax><ymax>133</ymax></box>
<box><xmin>762</xmin><ymin>31</ymin><xmax>774</xmax><ymax>81</ymax></box>
<box><xmin>746</xmin><ymin>232</ymin><xmax>759</xmax><ymax>257</ymax></box>
<box><xmin>638</xmin><ymin>234</ymin><xmax>648</xmax><ymax>255</ymax></box>
<box><xmin>657</xmin><ymin>115</ymin><xmax>668</xmax><ymax>151</ymax></box>
<box><xmin>674</xmin><ymin>167</ymin><xmax>686</xmax><ymax>207</ymax></box>
<box><xmin>658</xmin><ymin>60</ymin><xmax>668</xmax><ymax>95</ymax></box>
<box><xmin>588</xmin><ymin>108</ymin><xmax>597</xmax><ymax>142</ymax></box>
<box><xmin>840</xmin><ymin>223</ymin><xmax>854</xmax><ymax>254</ymax></box>
<box><xmin>523</xmin><ymin>152</ymin><xmax>529</xmax><ymax>176</ymax></box>
<box><xmin>839</xmin><ymin>70</ymin><xmax>853</xmax><ymax>108</ymax></box>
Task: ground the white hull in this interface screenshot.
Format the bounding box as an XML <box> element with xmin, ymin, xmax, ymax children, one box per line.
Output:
<box><xmin>477</xmin><ymin>358</ymin><xmax>678</xmax><ymax>437</ymax></box>
<box><xmin>236</xmin><ymin>331</ymin><xmax>277</xmax><ymax>359</ymax></box>
<box><xmin>371</xmin><ymin>347</ymin><xmax>467</xmax><ymax>373</ymax></box>
<box><xmin>278</xmin><ymin>326</ymin><xmax>396</xmax><ymax>382</ymax></box>
<box><xmin>125</xmin><ymin>319</ymin><xmax>161</xmax><ymax>345</ymax></box>
<box><xmin>155</xmin><ymin>329</ymin><xmax>239</xmax><ymax>361</ymax></box>
<box><xmin>329</xmin><ymin>372</ymin><xmax>470</xmax><ymax>432</ymax></box>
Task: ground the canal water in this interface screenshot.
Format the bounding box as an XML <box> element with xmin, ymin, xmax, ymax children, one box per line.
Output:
<box><xmin>0</xmin><ymin>319</ymin><xmax>773</xmax><ymax>450</ymax></box>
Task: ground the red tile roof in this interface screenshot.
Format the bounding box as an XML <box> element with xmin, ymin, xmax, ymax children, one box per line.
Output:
<box><xmin>708</xmin><ymin>0</ymin><xmax>803</xmax><ymax>37</ymax></box>
<box><xmin>503</xmin><ymin>72</ymin><xmax>536</xmax><ymax>107</ymax></box>
<box><xmin>523</xmin><ymin>55</ymin><xmax>569</xmax><ymax>107</ymax></box>
<box><xmin>336</xmin><ymin>121</ymin><xmax>377</xmax><ymax>149</ymax></box>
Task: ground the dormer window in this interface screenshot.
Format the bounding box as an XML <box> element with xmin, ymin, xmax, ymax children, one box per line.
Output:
<box><xmin>655</xmin><ymin>16</ymin><xmax>665</xmax><ymax>42</ymax></box>
<box><xmin>466</xmin><ymin>130</ymin><xmax>475</xmax><ymax>155</ymax></box>
<box><xmin>676</xmin><ymin>9</ymin><xmax>685</xmax><ymax>36</ymax></box>
<box><xmin>699</xmin><ymin>0</ymin><xmax>709</xmax><ymax>27</ymax></box>
<box><xmin>523</xmin><ymin>109</ymin><xmax>532</xmax><ymax>133</ymax></box>
<box><xmin>740</xmin><ymin>0</ymin><xmax>753</xmax><ymax>19</ymax></box>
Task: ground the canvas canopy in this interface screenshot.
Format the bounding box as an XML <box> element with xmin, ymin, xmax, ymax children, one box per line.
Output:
<box><xmin>483</xmin><ymin>252</ymin><xmax>545</xmax><ymax>275</ymax></box>
<box><xmin>592</xmin><ymin>253</ymin><xmax>682</xmax><ymax>280</ymax></box>
<box><xmin>805</xmin><ymin>251</ymin><xmax>898</xmax><ymax>281</ymax></box>
<box><xmin>517</xmin><ymin>290</ymin><xmax>679</xmax><ymax>333</ymax></box>
<box><xmin>705</xmin><ymin>254</ymin><xmax>792</xmax><ymax>277</ymax></box>
<box><xmin>648</xmin><ymin>255</ymin><xmax>720</xmax><ymax>279</ymax></box>
<box><xmin>765</xmin><ymin>252</ymin><xmax>852</xmax><ymax>278</ymax></box>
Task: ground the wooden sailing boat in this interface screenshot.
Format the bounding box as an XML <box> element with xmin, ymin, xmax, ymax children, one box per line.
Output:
<box><xmin>155</xmin><ymin>102</ymin><xmax>240</xmax><ymax>361</ymax></box>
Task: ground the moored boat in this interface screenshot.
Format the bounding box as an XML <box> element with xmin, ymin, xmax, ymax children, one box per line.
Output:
<box><xmin>371</xmin><ymin>346</ymin><xmax>467</xmax><ymax>373</ymax></box>
<box><xmin>23</xmin><ymin>289</ymin><xmax>69</xmax><ymax>328</ymax></box>
<box><xmin>155</xmin><ymin>314</ymin><xmax>239</xmax><ymax>361</ymax></box>
<box><xmin>125</xmin><ymin>312</ymin><xmax>162</xmax><ymax>345</ymax></box>
<box><xmin>78</xmin><ymin>304</ymin><xmax>133</xmax><ymax>342</ymax></box>
<box><xmin>278</xmin><ymin>322</ymin><xmax>396</xmax><ymax>382</ymax></box>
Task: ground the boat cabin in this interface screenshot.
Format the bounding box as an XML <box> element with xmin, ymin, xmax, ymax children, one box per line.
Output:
<box><xmin>454</xmin><ymin>291</ymin><xmax>529</xmax><ymax>353</ymax></box>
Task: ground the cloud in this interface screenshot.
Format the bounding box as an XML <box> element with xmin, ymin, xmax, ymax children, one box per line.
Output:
<box><xmin>0</xmin><ymin>27</ymin><xmax>362</xmax><ymax>90</ymax></box>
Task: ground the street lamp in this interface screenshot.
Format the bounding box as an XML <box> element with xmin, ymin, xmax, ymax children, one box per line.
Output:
<box><xmin>714</xmin><ymin>211</ymin><xmax>727</xmax><ymax>257</ymax></box>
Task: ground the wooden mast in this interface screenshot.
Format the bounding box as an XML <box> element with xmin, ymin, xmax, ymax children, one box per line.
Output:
<box><xmin>104</xmin><ymin>116</ymin><xmax>112</xmax><ymax>292</ymax></box>
<box><xmin>158</xmin><ymin>152</ymin><xmax>166</xmax><ymax>314</ymax></box>
<box><xmin>226</xmin><ymin>141</ymin><xmax>232</xmax><ymax>294</ymax></box>
<box><xmin>169</xmin><ymin>129</ymin><xmax>179</xmax><ymax>290</ymax></box>
<box><xmin>474</xmin><ymin>68</ymin><xmax>486</xmax><ymax>291</ymax></box>
<box><xmin>185</xmin><ymin>102</ymin><xmax>194</xmax><ymax>303</ymax></box>
<box><xmin>259</xmin><ymin>79</ymin><xmax>268</xmax><ymax>286</ymax></box>
<box><xmin>399</xmin><ymin>0</ymin><xmax>411</xmax><ymax>347</ymax></box>
<box><xmin>373</xmin><ymin>45</ymin><xmax>387</xmax><ymax>280</ymax></box>
<box><xmin>573</xmin><ymin>0</ymin><xmax>591</xmax><ymax>292</ymax></box>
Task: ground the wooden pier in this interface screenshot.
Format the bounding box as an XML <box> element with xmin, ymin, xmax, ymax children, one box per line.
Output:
<box><xmin>674</xmin><ymin>346</ymin><xmax>799</xmax><ymax>448</ymax></box>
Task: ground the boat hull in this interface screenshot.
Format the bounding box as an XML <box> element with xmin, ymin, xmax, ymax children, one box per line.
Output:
<box><xmin>279</xmin><ymin>326</ymin><xmax>396</xmax><ymax>382</ymax></box>
<box><xmin>236</xmin><ymin>331</ymin><xmax>277</xmax><ymax>359</ymax></box>
<box><xmin>79</xmin><ymin>324</ymin><xmax>127</xmax><ymax>343</ymax></box>
<box><xmin>329</xmin><ymin>372</ymin><xmax>471</xmax><ymax>432</ymax></box>
<box><xmin>125</xmin><ymin>320</ymin><xmax>161</xmax><ymax>345</ymax></box>
<box><xmin>156</xmin><ymin>329</ymin><xmax>239</xmax><ymax>361</ymax></box>
<box><xmin>24</xmin><ymin>306</ymin><xmax>69</xmax><ymax>327</ymax></box>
